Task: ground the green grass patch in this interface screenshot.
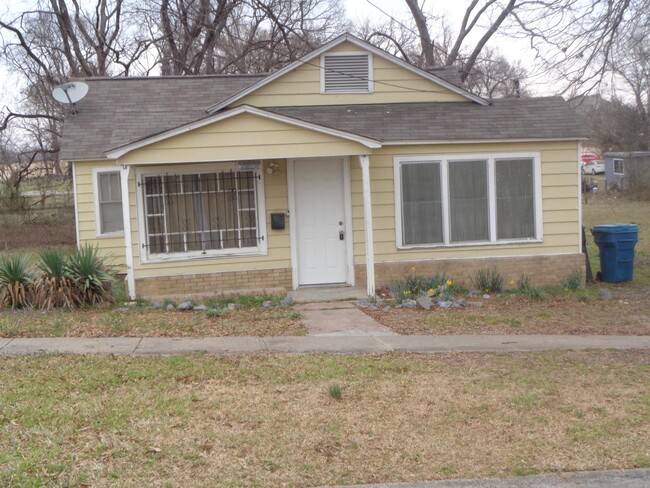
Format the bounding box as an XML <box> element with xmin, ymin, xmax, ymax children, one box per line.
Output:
<box><xmin>0</xmin><ymin>351</ymin><xmax>647</xmax><ymax>487</ymax></box>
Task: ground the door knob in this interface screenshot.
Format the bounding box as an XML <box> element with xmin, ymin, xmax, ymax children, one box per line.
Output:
<box><xmin>339</xmin><ymin>230</ymin><xmax>345</xmax><ymax>241</ymax></box>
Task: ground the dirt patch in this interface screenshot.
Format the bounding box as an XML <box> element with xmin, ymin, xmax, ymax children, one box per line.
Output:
<box><xmin>367</xmin><ymin>288</ymin><xmax>650</xmax><ymax>335</ymax></box>
<box><xmin>0</xmin><ymin>207</ymin><xmax>76</xmax><ymax>250</ymax></box>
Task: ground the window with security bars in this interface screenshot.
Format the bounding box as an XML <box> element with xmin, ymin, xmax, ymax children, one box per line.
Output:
<box><xmin>322</xmin><ymin>54</ymin><xmax>371</xmax><ymax>93</ymax></box>
<box><xmin>142</xmin><ymin>169</ymin><xmax>261</xmax><ymax>256</ymax></box>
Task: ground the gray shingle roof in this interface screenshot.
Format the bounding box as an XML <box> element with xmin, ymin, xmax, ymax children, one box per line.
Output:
<box><xmin>61</xmin><ymin>74</ymin><xmax>589</xmax><ymax>161</ymax></box>
<box><xmin>266</xmin><ymin>98</ymin><xmax>591</xmax><ymax>142</ymax></box>
<box><xmin>60</xmin><ymin>74</ymin><xmax>265</xmax><ymax>161</ymax></box>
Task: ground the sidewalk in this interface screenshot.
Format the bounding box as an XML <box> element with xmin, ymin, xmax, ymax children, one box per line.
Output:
<box><xmin>1</xmin><ymin>334</ymin><xmax>649</xmax><ymax>356</ymax></box>
<box><xmin>322</xmin><ymin>468</ymin><xmax>650</xmax><ymax>488</ymax></box>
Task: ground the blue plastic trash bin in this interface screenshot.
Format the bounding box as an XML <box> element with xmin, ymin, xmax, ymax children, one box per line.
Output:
<box><xmin>591</xmin><ymin>224</ymin><xmax>639</xmax><ymax>282</ymax></box>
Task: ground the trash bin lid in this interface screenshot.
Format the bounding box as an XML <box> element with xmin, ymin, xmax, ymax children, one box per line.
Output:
<box><xmin>591</xmin><ymin>224</ymin><xmax>639</xmax><ymax>233</ymax></box>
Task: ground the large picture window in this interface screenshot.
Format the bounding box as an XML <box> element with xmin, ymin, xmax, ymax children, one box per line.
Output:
<box><xmin>140</xmin><ymin>166</ymin><xmax>264</xmax><ymax>259</ymax></box>
<box><xmin>395</xmin><ymin>153</ymin><xmax>541</xmax><ymax>248</ymax></box>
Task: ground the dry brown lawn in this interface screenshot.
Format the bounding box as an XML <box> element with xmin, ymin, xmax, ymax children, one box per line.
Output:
<box><xmin>368</xmin><ymin>288</ymin><xmax>650</xmax><ymax>335</ymax></box>
<box><xmin>0</xmin><ymin>306</ymin><xmax>305</xmax><ymax>338</ymax></box>
<box><xmin>1</xmin><ymin>351</ymin><xmax>648</xmax><ymax>487</ymax></box>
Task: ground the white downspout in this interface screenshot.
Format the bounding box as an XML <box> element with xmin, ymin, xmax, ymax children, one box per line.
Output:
<box><xmin>120</xmin><ymin>164</ymin><xmax>136</xmax><ymax>300</ymax></box>
<box><xmin>359</xmin><ymin>155</ymin><xmax>375</xmax><ymax>296</ymax></box>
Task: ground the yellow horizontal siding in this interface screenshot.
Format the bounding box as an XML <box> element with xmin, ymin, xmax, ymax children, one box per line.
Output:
<box><xmin>120</xmin><ymin>114</ymin><xmax>370</xmax><ymax>165</ymax></box>
<box><xmin>74</xmin><ymin>161</ymin><xmax>127</xmax><ymax>270</ymax></box>
<box><xmin>349</xmin><ymin>141</ymin><xmax>580</xmax><ymax>264</ymax></box>
<box><xmin>131</xmin><ymin>159</ymin><xmax>291</xmax><ymax>279</ymax></box>
<box><xmin>234</xmin><ymin>40</ymin><xmax>469</xmax><ymax>107</ymax></box>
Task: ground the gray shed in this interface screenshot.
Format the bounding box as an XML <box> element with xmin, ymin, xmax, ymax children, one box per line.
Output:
<box><xmin>604</xmin><ymin>151</ymin><xmax>650</xmax><ymax>191</ymax></box>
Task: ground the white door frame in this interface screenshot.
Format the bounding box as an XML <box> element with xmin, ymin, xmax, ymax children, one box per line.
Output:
<box><xmin>287</xmin><ymin>157</ymin><xmax>355</xmax><ymax>289</ymax></box>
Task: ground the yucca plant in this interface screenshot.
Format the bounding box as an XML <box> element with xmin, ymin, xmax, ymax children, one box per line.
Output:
<box><xmin>35</xmin><ymin>249</ymin><xmax>79</xmax><ymax>309</ymax></box>
<box><xmin>0</xmin><ymin>254</ymin><xmax>34</xmax><ymax>309</ymax></box>
<box><xmin>66</xmin><ymin>245</ymin><xmax>115</xmax><ymax>306</ymax></box>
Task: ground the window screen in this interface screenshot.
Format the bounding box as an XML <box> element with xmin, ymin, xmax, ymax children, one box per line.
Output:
<box><xmin>401</xmin><ymin>162</ymin><xmax>443</xmax><ymax>245</ymax></box>
<box><xmin>448</xmin><ymin>160</ymin><xmax>489</xmax><ymax>242</ymax></box>
<box><xmin>97</xmin><ymin>172</ymin><xmax>123</xmax><ymax>234</ymax></box>
<box><xmin>496</xmin><ymin>158</ymin><xmax>535</xmax><ymax>240</ymax></box>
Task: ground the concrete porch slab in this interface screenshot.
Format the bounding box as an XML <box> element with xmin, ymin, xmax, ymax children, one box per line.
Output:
<box><xmin>0</xmin><ymin>337</ymin><xmax>141</xmax><ymax>356</ymax></box>
<box><xmin>134</xmin><ymin>337</ymin><xmax>267</xmax><ymax>355</ymax></box>
<box><xmin>289</xmin><ymin>286</ymin><xmax>368</xmax><ymax>303</ymax></box>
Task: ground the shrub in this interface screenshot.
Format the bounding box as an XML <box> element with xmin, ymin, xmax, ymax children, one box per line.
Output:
<box><xmin>471</xmin><ymin>267</ymin><xmax>506</xmax><ymax>293</ymax></box>
<box><xmin>34</xmin><ymin>249</ymin><xmax>78</xmax><ymax>309</ymax></box>
<box><xmin>515</xmin><ymin>275</ymin><xmax>545</xmax><ymax>300</ymax></box>
<box><xmin>66</xmin><ymin>245</ymin><xmax>115</xmax><ymax>306</ymax></box>
<box><xmin>0</xmin><ymin>254</ymin><xmax>34</xmax><ymax>309</ymax></box>
<box><xmin>562</xmin><ymin>269</ymin><xmax>584</xmax><ymax>290</ymax></box>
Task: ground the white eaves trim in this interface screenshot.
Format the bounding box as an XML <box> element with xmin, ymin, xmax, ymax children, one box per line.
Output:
<box><xmin>104</xmin><ymin>104</ymin><xmax>382</xmax><ymax>159</ymax></box>
<box><xmin>205</xmin><ymin>33</ymin><xmax>488</xmax><ymax>114</ymax></box>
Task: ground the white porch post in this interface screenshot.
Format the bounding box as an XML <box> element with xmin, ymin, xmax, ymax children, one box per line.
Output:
<box><xmin>359</xmin><ymin>154</ymin><xmax>375</xmax><ymax>296</ymax></box>
<box><xmin>120</xmin><ymin>164</ymin><xmax>136</xmax><ymax>300</ymax></box>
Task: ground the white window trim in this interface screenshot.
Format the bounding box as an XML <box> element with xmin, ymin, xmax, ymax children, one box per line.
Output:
<box><xmin>394</xmin><ymin>152</ymin><xmax>543</xmax><ymax>250</ymax></box>
<box><xmin>320</xmin><ymin>51</ymin><xmax>374</xmax><ymax>94</ymax></box>
<box><xmin>92</xmin><ymin>166</ymin><xmax>125</xmax><ymax>238</ymax></box>
<box><xmin>135</xmin><ymin>162</ymin><xmax>268</xmax><ymax>264</ymax></box>
<box><xmin>613</xmin><ymin>158</ymin><xmax>624</xmax><ymax>175</ymax></box>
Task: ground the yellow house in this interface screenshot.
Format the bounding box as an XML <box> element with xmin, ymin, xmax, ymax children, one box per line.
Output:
<box><xmin>61</xmin><ymin>34</ymin><xmax>589</xmax><ymax>300</ymax></box>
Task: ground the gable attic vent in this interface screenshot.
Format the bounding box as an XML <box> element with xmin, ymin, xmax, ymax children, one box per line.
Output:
<box><xmin>322</xmin><ymin>54</ymin><xmax>372</xmax><ymax>93</ymax></box>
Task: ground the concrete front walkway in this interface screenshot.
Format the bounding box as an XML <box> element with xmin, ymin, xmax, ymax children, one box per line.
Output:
<box><xmin>322</xmin><ymin>468</ymin><xmax>650</xmax><ymax>488</ymax></box>
<box><xmin>1</xmin><ymin>335</ymin><xmax>649</xmax><ymax>356</ymax></box>
<box><xmin>297</xmin><ymin>301</ymin><xmax>397</xmax><ymax>336</ymax></box>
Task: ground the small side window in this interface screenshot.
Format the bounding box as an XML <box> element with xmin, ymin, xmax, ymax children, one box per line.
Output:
<box><xmin>97</xmin><ymin>172</ymin><xmax>124</xmax><ymax>235</ymax></box>
<box><xmin>613</xmin><ymin>159</ymin><xmax>624</xmax><ymax>175</ymax></box>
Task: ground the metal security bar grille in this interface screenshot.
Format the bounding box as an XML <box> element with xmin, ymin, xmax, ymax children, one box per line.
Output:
<box><xmin>323</xmin><ymin>54</ymin><xmax>370</xmax><ymax>93</ymax></box>
<box><xmin>141</xmin><ymin>170</ymin><xmax>261</xmax><ymax>255</ymax></box>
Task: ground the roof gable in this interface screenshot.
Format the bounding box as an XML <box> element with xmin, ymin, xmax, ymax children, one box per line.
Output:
<box><xmin>206</xmin><ymin>34</ymin><xmax>487</xmax><ymax>113</ymax></box>
<box><xmin>106</xmin><ymin>105</ymin><xmax>381</xmax><ymax>161</ymax></box>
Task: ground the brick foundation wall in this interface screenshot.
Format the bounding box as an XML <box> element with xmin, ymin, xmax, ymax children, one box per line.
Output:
<box><xmin>355</xmin><ymin>253</ymin><xmax>586</xmax><ymax>289</ymax></box>
<box><xmin>135</xmin><ymin>267</ymin><xmax>292</xmax><ymax>300</ymax></box>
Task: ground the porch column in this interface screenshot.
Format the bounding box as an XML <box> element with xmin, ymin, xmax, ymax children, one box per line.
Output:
<box><xmin>120</xmin><ymin>164</ymin><xmax>136</xmax><ymax>300</ymax></box>
<box><xmin>359</xmin><ymin>155</ymin><xmax>375</xmax><ymax>296</ymax></box>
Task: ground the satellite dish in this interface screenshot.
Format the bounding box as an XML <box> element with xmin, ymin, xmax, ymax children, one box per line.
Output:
<box><xmin>52</xmin><ymin>82</ymin><xmax>89</xmax><ymax>115</ymax></box>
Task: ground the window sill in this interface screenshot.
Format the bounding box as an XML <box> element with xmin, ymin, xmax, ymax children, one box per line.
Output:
<box><xmin>140</xmin><ymin>248</ymin><xmax>267</xmax><ymax>264</ymax></box>
<box><xmin>397</xmin><ymin>238</ymin><xmax>543</xmax><ymax>251</ymax></box>
<box><xmin>96</xmin><ymin>231</ymin><xmax>125</xmax><ymax>239</ymax></box>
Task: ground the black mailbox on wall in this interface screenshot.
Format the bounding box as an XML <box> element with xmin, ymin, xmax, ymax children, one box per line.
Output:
<box><xmin>271</xmin><ymin>213</ymin><xmax>285</xmax><ymax>230</ymax></box>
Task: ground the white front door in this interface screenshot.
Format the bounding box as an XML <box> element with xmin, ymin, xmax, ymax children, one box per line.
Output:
<box><xmin>294</xmin><ymin>158</ymin><xmax>347</xmax><ymax>285</ymax></box>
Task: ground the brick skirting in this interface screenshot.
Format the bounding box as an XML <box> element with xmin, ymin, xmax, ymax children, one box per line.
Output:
<box><xmin>135</xmin><ymin>254</ymin><xmax>585</xmax><ymax>299</ymax></box>
<box><xmin>355</xmin><ymin>253</ymin><xmax>586</xmax><ymax>289</ymax></box>
<box><xmin>135</xmin><ymin>267</ymin><xmax>293</xmax><ymax>300</ymax></box>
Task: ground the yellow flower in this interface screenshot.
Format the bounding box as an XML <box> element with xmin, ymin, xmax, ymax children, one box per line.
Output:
<box><xmin>404</xmin><ymin>290</ymin><xmax>411</xmax><ymax>295</ymax></box>
<box><xmin>446</xmin><ymin>280</ymin><xmax>453</xmax><ymax>287</ymax></box>
<box><xmin>428</xmin><ymin>288</ymin><xmax>434</xmax><ymax>294</ymax></box>
<box><xmin>410</xmin><ymin>267</ymin><xmax>416</xmax><ymax>272</ymax></box>
<box><xmin>509</xmin><ymin>279</ymin><xmax>516</xmax><ymax>286</ymax></box>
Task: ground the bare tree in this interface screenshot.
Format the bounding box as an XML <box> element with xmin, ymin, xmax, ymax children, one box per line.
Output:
<box><xmin>464</xmin><ymin>47</ymin><xmax>529</xmax><ymax>99</ymax></box>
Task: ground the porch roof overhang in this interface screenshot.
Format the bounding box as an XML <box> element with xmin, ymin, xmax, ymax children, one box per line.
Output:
<box><xmin>105</xmin><ymin>105</ymin><xmax>382</xmax><ymax>163</ymax></box>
